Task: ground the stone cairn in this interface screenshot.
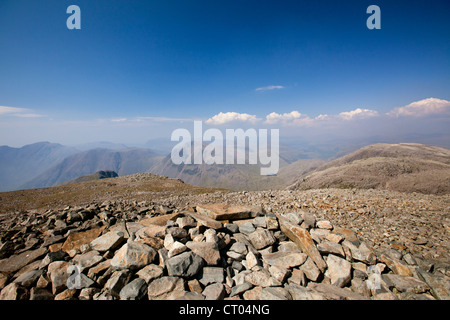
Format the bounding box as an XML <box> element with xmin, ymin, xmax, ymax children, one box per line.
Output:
<box><xmin>0</xmin><ymin>201</ymin><xmax>446</xmax><ymax>300</ymax></box>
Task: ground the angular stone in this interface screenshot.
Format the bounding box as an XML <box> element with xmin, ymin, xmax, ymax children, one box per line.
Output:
<box><xmin>87</xmin><ymin>259</ymin><xmax>111</xmax><ymax>279</ymax></box>
<box><xmin>138</xmin><ymin>212</ymin><xmax>180</xmax><ymax>227</ymax></box>
<box><xmin>245</xmin><ymin>270</ymin><xmax>281</xmax><ymax>287</ymax></box>
<box><xmin>168</xmin><ymin>241</ymin><xmax>187</xmax><ymax>258</ymax></box>
<box><xmin>230</xmin><ymin>282</ymin><xmax>253</xmax><ymax>297</ymax></box>
<box><xmin>13</xmin><ymin>269</ymin><xmax>43</xmax><ymax>287</ymax></box>
<box><xmin>332</xmin><ymin>227</ymin><xmax>358</xmax><ymax>242</ymax></box>
<box><xmin>260</xmin><ymin>287</ymin><xmax>291</xmax><ymax>300</ymax></box>
<box><xmin>0</xmin><ymin>282</ymin><xmax>27</xmax><ymax>300</ymax></box>
<box><xmin>111</xmin><ymin>241</ymin><xmax>157</xmax><ymax>270</ymax></box>
<box><xmin>73</xmin><ymin>250</ymin><xmax>103</xmax><ymax>272</ymax></box>
<box><xmin>90</xmin><ymin>231</ymin><xmax>124</xmax><ymax>252</ymax></box>
<box><xmin>262</xmin><ymin>251</ymin><xmax>308</xmax><ymax>268</ymax></box>
<box><xmin>317</xmin><ymin>241</ymin><xmax>345</xmax><ymax>258</ymax></box>
<box><xmin>176</xmin><ymin>216</ymin><xmax>196</xmax><ymax>229</ymax></box>
<box><xmin>243</xmin><ymin>286</ymin><xmax>262</xmax><ymax>300</ymax></box>
<box><xmin>119</xmin><ymin>277</ymin><xmax>148</xmax><ymax>300</ymax></box>
<box><xmin>136</xmin><ymin>264</ymin><xmax>164</xmax><ymax>283</ymax></box>
<box><xmin>277</xmin><ymin>214</ymin><xmax>326</xmax><ymax>272</ymax></box>
<box><xmin>165</xmin><ymin>251</ymin><xmax>204</xmax><ymax>278</ymax></box>
<box><xmin>380</xmin><ymin>254</ymin><xmax>412</xmax><ymax>276</ymax></box>
<box><xmin>310</xmin><ymin>228</ymin><xmax>331</xmax><ymax>243</ymax></box>
<box><xmin>279</xmin><ymin>212</ymin><xmax>303</xmax><ymax>225</ymax></box>
<box><xmin>61</xmin><ymin>227</ymin><xmax>105</xmax><ymax>254</ymax></box>
<box><xmin>54</xmin><ymin>288</ymin><xmax>77</xmax><ymax>300</ymax></box>
<box><xmin>286</xmin><ymin>283</ymin><xmax>325</xmax><ymax>300</ymax></box>
<box><xmin>265</xmin><ymin>214</ymin><xmax>279</xmax><ymax>230</ymax></box>
<box><xmin>140</xmin><ymin>225</ymin><xmax>166</xmax><ymax>238</ymax></box>
<box><xmin>105</xmin><ymin>270</ymin><xmax>130</xmax><ymax>297</ymax></box>
<box><xmin>47</xmin><ymin>261</ymin><xmax>71</xmax><ymax>295</ymax></box>
<box><xmin>187</xmin><ymin>212</ymin><xmax>223</xmax><ymax>229</ymax></box>
<box><xmin>196</xmin><ymin>204</ymin><xmax>262</xmax><ymax>220</ymax></box>
<box><xmin>383</xmin><ymin>274</ymin><xmax>430</xmax><ymax>294</ymax></box>
<box><xmin>245</xmin><ymin>251</ymin><xmax>260</xmax><ymax>270</ymax></box>
<box><xmin>199</xmin><ymin>267</ymin><xmax>224</xmax><ymax>286</ymax></box>
<box><xmin>417</xmin><ymin>269</ymin><xmax>450</xmax><ymax>300</ymax></box>
<box><xmin>316</xmin><ymin>220</ymin><xmax>333</xmax><ymax>230</ymax></box>
<box><xmin>147</xmin><ymin>276</ymin><xmax>185</xmax><ymax>300</ymax></box>
<box><xmin>300</xmin><ymin>257</ymin><xmax>321</xmax><ymax>282</ymax></box>
<box><xmin>248</xmin><ymin>228</ymin><xmax>276</xmax><ymax>250</ymax></box>
<box><xmin>253</xmin><ymin>216</ymin><xmax>267</xmax><ymax>228</ymax></box>
<box><xmin>239</xmin><ymin>222</ymin><xmax>256</xmax><ymax>235</ymax></box>
<box><xmin>268</xmin><ymin>265</ymin><xmax>290</xmax><ymax>283</ymax></box>
<box><xmin>342</xmin><ymin>240</ymin><xmax>376</xmax><ymax>265</ymax></box>
<box><xmin>326</xmin><ymin>233</ymin><xmax>343</xmax><ymax>244</ymax></box>
<box><xmin>78</xmin><ymin>287</ymin><xmax>100</xmax><ymax>300</ymax></box>
<box><xmin>229</xmin><ymin>241</ymin><xmax>248</xmax><ymax>255</ymax></box>
<box><xmin>325</xmin><ymin>254</ymin><xmax>352</xmax><ymax>288</ymax></box>
<box><xmin>287</xmin><ymin>269</ymin><xmax>306</xmax><ymax>286</ymax></box>
<box><xmin>0</xmin><ymin>247</ymin><xmax>48</xmax><ymax>273</ymax></box>
<box><xmin>308</xmin><ymin>283</ymin><xmax>369</xmax><ymax>300</ymax></box>
<box><xmin>202</xmin><ymin>283</ymin><xmax>225</xmax><ymax>300</ymax></box>
<box><xmin>186</xmin><ymin>241</ymin><xmax>221</xmax><ymax>265</ymax></box>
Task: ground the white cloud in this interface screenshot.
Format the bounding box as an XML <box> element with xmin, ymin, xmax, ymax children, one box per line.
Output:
<box><xmin>206</xmin><ymin>112</ymin><xmax>261</xmax><ymax>125</ymax></box>
<box><xmin>255</xmin><ymin>85</ymin><xmax>285</xmax><ymax>92</ymax></box>
<box><xmin>338</xmin><ymin>108</ymin><xmax>379</xmax><ymax>120</ymax></box>
<box><xmin>265</xmin><ymin>110</ymin><xmax>303</xmax><ymax>124</ymax></box>
<box><xmin>387</xmin><ymin>98</ymin><xmax>450</xmax><ymax>117</ymax></box>
<box><xmin>0</xmin><ymin>106</ymin><xmax>44</xmax><ymax>118</ymax></box>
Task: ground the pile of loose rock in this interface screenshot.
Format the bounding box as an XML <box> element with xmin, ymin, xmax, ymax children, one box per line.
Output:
<box><xmin>0</xmin><ymin>201</ymin><xmax>447</xmax><ymax>300</ymax></box>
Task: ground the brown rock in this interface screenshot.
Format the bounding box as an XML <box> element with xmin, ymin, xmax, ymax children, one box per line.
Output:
<box><xmin>185</xmin><ymin>241</ymin><xmax>221</xmax><ymax>265</ymax></box>
<box><xmin>186</xmin><ymin>212</ymin><xmax>223</xmax><ymax>229</ymax></box>
<box><xmin>0</xmin><ymin>247</ymin><xmax>48</xmax><ymax>273</ymax></box>
<box><xmin>196</xmin><ymin>204</ymin><xmax>262</xmax><ymax>220</ymax></box>
<box><xmin>61</xmin><ymin>227</ymin><xmax>105</xmax><ymax>254</ymax></box>
<box><xmin>138</xmin><ymin>212</ymin><xmax>180</xmax><ymax>227</ymax></box>
<box><xmin>276</xmin><ymin>214</ymin><xmax>326</xmax><ymax>272</ymax></box>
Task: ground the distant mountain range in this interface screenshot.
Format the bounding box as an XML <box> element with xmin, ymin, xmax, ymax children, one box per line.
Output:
<box><xmin>0</xmin><ymin>141</ymin><xmax>449</xmax><ymax>195</ymax></box>
<box><xmin>22</xmin><ymin>148</ymin><xmax>163</xmax><ymax>189</ymax></box>
<box><xmin>0</xmin><ymin>142</ymin><xmax>78</xmax><ymax>192</ymax></box>
<box><xmin>288</xmin><ymin>143</ymin><xmax>450</xmax><ymax>195</ymax></box>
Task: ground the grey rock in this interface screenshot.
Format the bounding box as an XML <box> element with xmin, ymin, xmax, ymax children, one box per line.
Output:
<box><xmin>166</xmin><ymin>251</ymin><xmax>204</xmax><ymax>278</ymax></box>
<box><xmin>73</xmin><ymin>250</ymin><xmax>103</xmax><ymax>272</ymax></box>
<box><xmin>202</xmin><ymin>283</ymin><xmax>226</xmax><ymax>300</ymax></box>
<box><xmin>104</xmin><ymin>270</ymin><xmax>131</xmax><ymax>297</ymax></box>
<box><xmin>383</xmin><ymin>274</ymin><xmax>430</xmax><ymax>294</ymax></box>
<box><xmin>230</xmin><ymin>282</ymin><xmax>253</xmax><ymax>297</ymax></box>
<box><xmin>199</xmin><ymin>267</ymin><xmax>224</xmax><ymax>286</ymax></box>
<box><xmin>248</xmin><ymin>228</ymin><xmax>276</xmax><ymax>250</ymax></box>
<box><xmin>111</xmin><ymin>241</ymin><xmax>157</xmax><ymax>270</ymax></box>
<box><xmin>239</xmin><ymin>222</ymin><xmax>256</xmax><ymax>235</ymax></box>
<box><xmin>119</xmin><ymin>278</ymin><xmax>148</xmax><ymax>300</ymax></box>
<box><xmin>136</xmin><ymin>264</ymin><xmax>164</xmax><ymax>283</ymax></box>
<box><xmin>260</xmin><ymin>286</ymin><xmax>291</xmax><ymax>300</ymax></box>
<box><xmin>90</xmin><ymin>231</ymin><xmax>124</xmax><ymax>252</ymax></box>
<box><xmin>325</xmin><ymin>254</ymin><xmax>352</xmax><ymax>288</ymax></box>
<box><xmin>262</xmin><ymin>251</ymin><xmax>307</xmax><ymax>268</ymax></box>
<box><xmin>286</xmin><ymin>283</ymin><xmax>325</xmax><ymax>300</ymax></box>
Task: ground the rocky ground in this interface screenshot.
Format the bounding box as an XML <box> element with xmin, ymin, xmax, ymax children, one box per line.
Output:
<box><xmin>0</xmin><ymin>175</ymin><xmax>448</xmax><ymax>300</ymax></box>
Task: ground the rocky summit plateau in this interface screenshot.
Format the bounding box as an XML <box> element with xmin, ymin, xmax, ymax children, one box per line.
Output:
<box><xmin>0</xmin><ymin>173</ymin><xmax>448</xmax><ymax>300</ymax></box>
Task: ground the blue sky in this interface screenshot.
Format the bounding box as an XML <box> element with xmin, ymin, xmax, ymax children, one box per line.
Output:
<box><xmin>0</xmin><ymin>0</ymin><xmax>449</xmax><ymax>147</ymax></box>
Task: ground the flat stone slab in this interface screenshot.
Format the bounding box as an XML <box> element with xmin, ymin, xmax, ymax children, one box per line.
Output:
<box><xmin>138</xmin><ymin>212</ymin><xmax>180</xmax><ymax>227</ymax></box>
<box><xmin>196</xmin><ymin>204</ymin><xmax>262</xmax><ymax>220</ymax></box>
<box><xmin>0</xmin><ymin>247</ymin><xmax>48</xmax><ymax>273</ymax></box>
<box><xmin>186</xmin><ymin>212</ymin><xmax>223</xmax><ymax>229</ymax></box>
<box><xmin>277</xmin><ymin>214</ymin><xmax>327</xmax><ymax>272</ymax></box>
